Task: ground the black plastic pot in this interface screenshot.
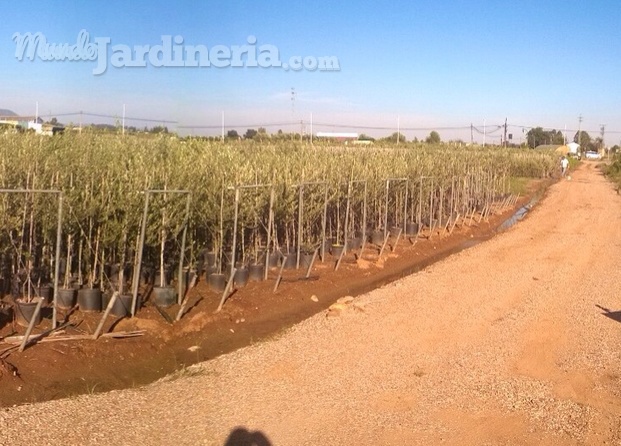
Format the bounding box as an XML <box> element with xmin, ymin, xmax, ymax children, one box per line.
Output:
<box><xmin>406</xmin><ymin>222</ymin><xmax>419</xmax><ymax>236</ymax></box>
<box><xmin>152</xmin><ymin>286</ymin><xmax>176</xmax><ymax>308</ymax></box>
<box><xmin>389</xmin><ymin>226</ymin><xmax>402</xmax><ymax>238</ymax></box>
<box><xmin>331</xmin><ymin>244</ymin><xmax>345</xmax><ymax>258</ymax></box>
<box><xmin>208</xmin><ymin>273</ymin><xmax>226</xmax><ymax>292</ymax></box>
<box><xmin>283</xmin><ymin>252</ymin><xmax>298</xmax><ymax>269</ymax></box>
<box><xmin>268</xmin><ymin>251</ymin><xmax>280</xmax><ymax>268</ymax></box>
<box><xmin>57</xmin><ymin>288</ymin><xmax>77</xmax><ymax>310</ymax></box>
<box><xmin>234</xmin><ymin>267</ymin><xmax>249</xmax><ymax>287</ymax></box>
<box><xmin>34</xmin><ymin>285</ymin><xmax>52</xmax><ymax>304</ymax></box>
<box><xmin>14</xmin><ymin>299</ymin><xmax>43</xmax><ymax>328</ymax></box>
<box><xmin>248</xmin><ymin>263</ymin><xmax>264</xmax><ymax>282</ymax></box>
<box><xmin>346</xmin><ymin>237</ymin><xmax>362</xmax><ymax>250</ymax></box>
<box><xmin>301</xmin><ymin>252</ymin><xmax>315</xmax><ymax>268</ymax></box>
<box><xmin>78</xmin><ymin>288</ymin><xmax>102</xmax><ymax>313</ymax></box>
<box><xmin>323</xmin><ymin>238</ymin><xmax>334</xmax><ymax>255</ymax></box>
<box><xmin>371</xmin><ymin>230</ymin><xmax>385</xmax><ymax>245</ymax></box>
<box><xmin>111</xmin><ymin>294</ymin><xmax>133</xmax><ymax>317</ymax></box>
<box><xmin>102</xmin><ymin>293</ymin><xmax>134</xmax><ymax>316</ymax></box>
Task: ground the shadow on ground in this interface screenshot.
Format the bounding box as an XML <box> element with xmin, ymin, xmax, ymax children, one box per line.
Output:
<box><xmin>224</xmin><ymin>426</ymin><xmax>272</xmax><ymax>446</ymax></box>
<box><xmin>596</xmin><ymin>304</ymin><xmax>621</xmax><ymax>323</ymax></box>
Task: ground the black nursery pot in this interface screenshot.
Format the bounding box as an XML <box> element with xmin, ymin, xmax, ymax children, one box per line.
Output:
<box><xmin>268</xmin><ymin>251</ymin><xmax>280</xmax><ymax>268</ymax></box>
<box><xmin>331</xmin><ymin>244</ymin><xmax>344</xmax><ymax>258</ymax></box>
<box><xmin>283</xmin><ymin>252</ymin><xmax>298</xmax><ymax>270</ymax></box>
<box><xmin>14</xmin><ymin>299</ymin><xmax>43</xmax><ymax>328</ymax></box>
<box><xmin>234</xmin><ymin>267</ymin><xmax>249</xmax><ymax>288</ymax></box>
<box><xmin>371</xmin><ymin>230</ymin><xmax>384</xmax><ymax>245</ymax></box>
<box><xmin>57</xmin><ymin>288</ymin><xmax>77</xmax><ymax>310</ymax></box>
<box><xmin>346</xmin><ymin>237</ymin><xmax>362</xmax><ymax>250</ymax></box>
<box><xmin>78</xmin><ymin>288</ymin><xmax>102</xmax><ymax>313</ymax></box>
<box><xmin>301</xmin><ymin>252</ymin><xmax>315</xmax><ymax>268</ymax></box>
<box><xmin>102</xmin><ymin>293</ymin><xmax>134</xmax><ymax>316</ymax></box>
<box><xmin>208</xmin><ymin>273</ymin><xmax>226</xmax><ymax>292</ymax></box>
<box><xmin>111</xmin><ymin>294</ymin><xmax>133</xmax><ymax>317</ymax></box>
<box><xmin>389</xmin><ymin>226</ymin><xmax>402</xmax><ymax>238</ymax></box>
<box><xmin>152</xmin><ymin>286</ymin><xmax>176</xmax><ymax>308</ymax></box>
<box><xmin>248</xmin><ymin>263</ymin><xmax>264</xmax><ymax>282</ymax></box>
<box><xmin>34</xmin><ymin>285</ymin><xmax>53</xmax><ymax>304</ymax></box>
<box><xmin>405</xmin><ymin>222</ymin><xmax>419</xmax><ymax>236</ymax></box>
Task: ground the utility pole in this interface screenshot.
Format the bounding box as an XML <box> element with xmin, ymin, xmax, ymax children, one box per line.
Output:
<box><xmin>564</xmin><ymin>124</ymin><xmax>567</xmax><ymax>145</ymax></box>
<box><xmin>221</xmin><ymin>111</ymin><xmax>225</xmax><ymax>141</ymax></box>
<box><xmin>577</xmin><ymin>114</ymin><xmax>583</xmax><ymax>151</ymax></box>
<box><xmin>503</xmin><ymin>118</ymin><xmax>508</xmax><ymax>148</ymax></box>
<box><xmin>291</xmin><ymin>87</ymin><xmax>295</xmax><ymax>141</ymax></box>
<box><xmin>600</xmin><ymin>124</ymin><xmax>606</xmax><ymax>155</ymax></box>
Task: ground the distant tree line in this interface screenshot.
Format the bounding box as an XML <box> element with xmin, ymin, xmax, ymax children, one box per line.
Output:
<box><xmin>525</xmin><ymin>126</ymin><xmax>606</xmax><ymax>152</ymax></box>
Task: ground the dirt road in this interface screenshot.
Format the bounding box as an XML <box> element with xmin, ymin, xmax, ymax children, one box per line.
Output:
<box><xmin>2</xmin><ymin>161</ymin><xmax>621</xmax><ymax>445</ymax></box>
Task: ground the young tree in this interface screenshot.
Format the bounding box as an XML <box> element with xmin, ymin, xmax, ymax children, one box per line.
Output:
<box><xmin>244</xmin><ymin>129</ymin><xmax>258</xmax><ymax>139</ymax></box>
<box><xmin>384</xmin><ymin>132</ymin><xmax>405</xmax><ymax>143</ymax></box>
<box><xmin>425</xmin><ymin>131</ymin><xmax>441</xmax><ymax>144</ymax></box>
<box><xmin>574</xmin><ymin>131</ymin><xmax>594</xmax><ymax>151</ymax></box>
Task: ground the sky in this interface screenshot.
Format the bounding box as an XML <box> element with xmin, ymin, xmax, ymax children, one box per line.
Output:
<box><xmin>1</xmin><ymin>0</ymin><xmax>620</xmax><ymax>143</ymax></box>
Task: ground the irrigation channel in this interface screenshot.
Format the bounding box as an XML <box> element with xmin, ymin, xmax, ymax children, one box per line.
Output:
<box><xmin>0</xmin><ymin>175</ymin><xmax>550</xmax><ymax>407</ymax></box>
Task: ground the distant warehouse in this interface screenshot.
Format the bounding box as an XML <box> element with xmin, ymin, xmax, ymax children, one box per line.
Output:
<box><xmin>316</xmin><ymin>132</ymin><xmax>371</xmax><ymax>145</ymax></box>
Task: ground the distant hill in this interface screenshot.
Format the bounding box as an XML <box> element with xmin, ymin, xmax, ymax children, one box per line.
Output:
<box><xmin>0</xmin><ymin>109</ymin><xmax>17</xmax><ymax>117</ymax></box>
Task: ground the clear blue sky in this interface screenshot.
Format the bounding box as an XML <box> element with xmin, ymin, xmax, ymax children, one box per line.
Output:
<box><xmin>1</xmin><ymin>0</ymin><xmax>620</xmax><ymax>143</ymax></box>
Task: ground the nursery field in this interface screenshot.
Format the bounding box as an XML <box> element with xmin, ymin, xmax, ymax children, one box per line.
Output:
<box><xmin>0</xmin><ymin>133</ymin><xmax>557</xmax><ymax>406</ymax></box>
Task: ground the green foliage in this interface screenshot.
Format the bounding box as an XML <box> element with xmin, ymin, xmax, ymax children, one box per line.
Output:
<box><xmin>425</xmin><ymin>131</ymin><xmax>441</xmax><ymax>144</ymax></box>
<box><xmin>601</xmin><ymin>155</ymin><xmax>621</xmax><ymax>190</ymax></box>
<box><xmin>381</xmin><ymin>132</ymin><xmax>406</xmax><ymax>143</ymax></box>
<box><xmin>573</xmin><ymin>131</ymin><xmax>595</xmax><ymax>151</ymax></box>
<box><xmin>526</xmin><ymin>127</ymin><xmax>565</xmax><ymax>148</ymax></box>
<box><xmin>0</xmin><ymin>133</ymin><xmax>556</xmax><ymax>289</ymax></box>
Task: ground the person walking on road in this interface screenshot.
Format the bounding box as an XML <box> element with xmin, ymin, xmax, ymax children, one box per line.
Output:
<box><xmin>561</xmin><ymin>156</ymin><xmax>569</xmax><ymax>177</ymax></box>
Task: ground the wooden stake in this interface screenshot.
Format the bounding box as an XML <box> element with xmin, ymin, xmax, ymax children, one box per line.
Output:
<box><xmin>5</xmin><ymin>330</ymin><xmax>145</xmax><ymax>345</ymax></box>
<box><xmin>377</xmin><ymin>233</ymin><xmax>390</xmax><ymax>262</ymax></box>
<box><xmin>216</xmin><ymin>267</ymin><xmax>236</xmax><ymax>311</ymax></box>
<box><xmin>334</xmin><ymin>245</ymin><xmax>346</xmax><ymax>271</ymax></box>
<box><xmin>391</xmin><ymin>227</ymin><xmax>403</xmax><ymax>252</ymax></box>
<box><xmin>92</xmin><ymin>292</ymin><xmax>119</xmax><ymax>340</ymax></box>
<box><xmin>18</xmin><ymin>297</ymin><xmax>44</xmax><ymax>352</ymax></box>
<box><xmin>273</xmin><ymin>256</ymin><xmax>287</xmax><ymax>293</ymax></box>
<box><xmin>305</xmin><ymin>247</ymin><xmax>319</xmax><ymax>279</ymax></box>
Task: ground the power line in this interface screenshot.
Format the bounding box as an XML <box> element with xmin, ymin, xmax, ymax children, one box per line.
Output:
<box><xmin>24</xmin><ymin>111</ymin><xmax>621</xmax><ymax>140</ymax></box>
<box><xmin>36</xmin><ymin>111</ymin><xmax>178</xmax><ymax>124</ymax></box>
